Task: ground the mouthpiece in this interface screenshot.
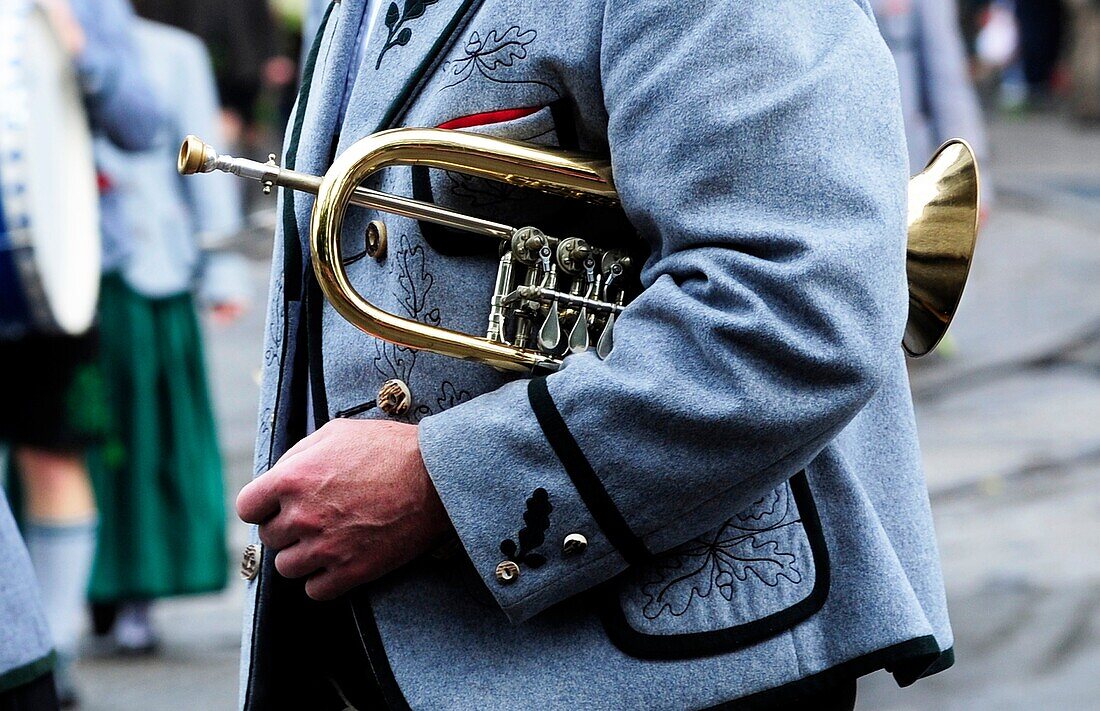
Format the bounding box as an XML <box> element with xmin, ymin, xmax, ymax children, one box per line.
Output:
<box><xmin>178</xmin><ymin>135</ymin><xmax>217</xmax><ymax>175</ymax></box>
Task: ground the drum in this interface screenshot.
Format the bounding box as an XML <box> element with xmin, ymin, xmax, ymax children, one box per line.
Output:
<box><xmin>0</xmin><ymin>0</ymin><xmax>100</xmax><ymax>338</ymax></box>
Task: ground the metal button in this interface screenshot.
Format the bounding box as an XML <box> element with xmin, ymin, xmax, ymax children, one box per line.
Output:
<box><xmin>377</xmin><ymin>379</ymin><xmax>412</xmax><ymax>416</ymax></box>
<box><xmin>495</xmin><ymin>560</ymin><xmax>520</xmax><ymax>585</ymax></box>
<box><xmin>366</xmin><ymin>220</ymin><xmax>387</xmax><ymax>260</ymax></box>
<box><xmin>563</xmin><ymin>533</ymin><xmax>588</xmax><ymax>556</ymax></box>
<box><xmin>240</xmin><ymin>544</ymin><xmax>262</xmax><ymax>581</ymax></box>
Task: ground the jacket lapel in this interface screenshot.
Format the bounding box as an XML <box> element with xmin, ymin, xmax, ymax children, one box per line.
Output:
<box><xmin>341</xmin><ymin>0</ymin><xmax>486</xmax><ymax>143</ymax></box>
<box><xmin>294</xmin><ymin>0</ymin><xmax>367</xmax><ymax>178</ymax></box>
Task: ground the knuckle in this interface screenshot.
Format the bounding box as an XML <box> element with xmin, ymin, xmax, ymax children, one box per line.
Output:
<box><xmin>256</xmin><ymin>524</ymin><xmax>275</xmax><ymax>547</ymax></box>
<box><xmin>273</xmin><ymin>469</ymin><xmax>302</xmax><ymax>498</ymax></box>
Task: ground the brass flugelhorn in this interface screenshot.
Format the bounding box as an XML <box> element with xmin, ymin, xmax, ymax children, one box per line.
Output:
<box><xmin>179</xmin><ymin>129</ymin><xmax>978</xmax><ymax>369</ymax></box>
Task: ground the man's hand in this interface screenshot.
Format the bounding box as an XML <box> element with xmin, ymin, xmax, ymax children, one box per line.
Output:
<box><xmin>207</xmin><ymin>300</ymin><xmax>247</xmax><ymax>326</ymax></box>
<box><xmin>236</xmin><ymin>419</ymin><xmax>450</xmax><ymax>600</ymax></box>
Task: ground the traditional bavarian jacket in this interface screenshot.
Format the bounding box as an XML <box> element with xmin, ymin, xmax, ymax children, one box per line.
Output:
<box><xmin>241</xmin><ymin>0</ymin><xmax>954</xmax><ymax>708</ymax></box>
<box><xmin>0</xmin><ymin>0</ymin><xmax>162</xmax><ymax>693</ymax></box>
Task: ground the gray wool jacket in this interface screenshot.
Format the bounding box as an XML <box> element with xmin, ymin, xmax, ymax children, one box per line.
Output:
<box><xmin>238</xmin><ymin>0</ymin><xmax>954</xmax><ymax>708</ymax></box>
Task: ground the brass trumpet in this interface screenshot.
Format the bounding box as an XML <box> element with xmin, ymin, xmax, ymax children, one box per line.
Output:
<box><xmin>179</xmin><ymin>129</ymin><xmax>978</xmax><ymax>369</ymax></box>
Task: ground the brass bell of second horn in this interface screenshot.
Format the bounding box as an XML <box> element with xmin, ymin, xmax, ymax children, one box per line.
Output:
<box><xmin>904</xmin><ymin>138</ymin><xmax>980</xmax><ymax>357</ymax></box>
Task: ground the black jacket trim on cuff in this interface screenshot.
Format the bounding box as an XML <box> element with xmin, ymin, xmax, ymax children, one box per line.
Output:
<box><xmin>599</xmin><ymin>471</ymin><xmax>829</xmax><ymax>660</ymax></box>
<box><xmin>527</xmin><ymin>376</ymin><xmax>650</xmax><ymax>565</ymax></box>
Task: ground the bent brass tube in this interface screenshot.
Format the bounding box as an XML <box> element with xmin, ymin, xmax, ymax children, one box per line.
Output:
<box><xmin>179</xmin><ymin>129</ymin><xmax>978</xmax><ymax>369</ymax></box>
<box><xmin>311</xmin><ymin>129</ymin><xmax>617</xmax><ymax>372</ymax></box>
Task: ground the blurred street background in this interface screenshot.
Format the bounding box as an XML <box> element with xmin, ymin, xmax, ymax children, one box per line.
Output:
<box><xmin>5</xmin><ymin>0</ymin><xmax>1100</xmax><ymax>708</ymax></box>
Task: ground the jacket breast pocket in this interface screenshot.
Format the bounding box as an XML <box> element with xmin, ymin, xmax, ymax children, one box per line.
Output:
<box><xmin>411</xmin><ymin>102</ymin><xmax>609</xmax><ymax>256</ymax></box>
<box><xmin>601</xmin><ymin>472</ymin><xmax>830</xmax><ymax>660</ymax></box>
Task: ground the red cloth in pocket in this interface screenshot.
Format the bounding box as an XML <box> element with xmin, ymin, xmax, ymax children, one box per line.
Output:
<box><xmin>437</xmin><ymin>106</ymin><xmax>543</xmax><ymax>130</ymax></box>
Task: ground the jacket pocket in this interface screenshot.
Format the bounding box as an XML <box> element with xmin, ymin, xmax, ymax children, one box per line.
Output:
<box><xmin>601</xmin><ymin>471</ymin><xmax>829</xmax><ymax>660</ymax></box>
<box><xmin>411</xmin><ymin>102</ymin><xmax>622</xmax><ymax>256</ymax></box>
<box><xmin>414</xmin><ymin>104</ymin><xmax>561</xmax><ymax>241</ymax></box>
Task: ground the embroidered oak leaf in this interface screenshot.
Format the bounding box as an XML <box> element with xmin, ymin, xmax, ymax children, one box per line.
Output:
<box><xmin>500</xmin><ymin>488</ymin><xmax>552</xmax><ymax>569</ymax></box>
<box><xmin>377</xmin><ymin>0</ymin><xmax>440</xmax><ymax>69</ymax></box>
<box><xmin>473</xmin><ymin>27</ymin><xmax>537</xmax><ymax>70</ymax></box>
<box><xmin>445</xmin><ymin>171</ymin><xmax>518</xmax><ymax>208</ymax></box>
<box><xmin>639</xmin><ymin>492</ymin><xmax>804</xmax><ymax>620</ymax></box>
<box><xmin>373</xmin><ymin>340</ymin><xmax>417</xmax><ymax>383</ymax></box>
<box><xmin>371</xmin><ymin>234</ymin><xmax>441</xmax><ymax>417</ymax></box>
<box><xmin>732</xmin><ymin>487</ymin><xmax>793</xmax><ymax>532</ymax></box>
<box><xmin>436</xmin><ymin>381</ymin><xmax>472</xmax><ymax>411</ymax></box>
<box><xmin>441</xmin><ymin>26</ymin><xmax>538</xmax><ymax>89</ymax></box>
<box><xmin>393</xmin><ymin>235</ymin><xmax>438</xmax><ymax>324</ymax></box>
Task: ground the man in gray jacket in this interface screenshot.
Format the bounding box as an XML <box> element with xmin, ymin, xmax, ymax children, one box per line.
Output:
<box><xmin>234</xmin><ymin>0</ymin><xmax>953</xmax><ymax>708</ymax></box>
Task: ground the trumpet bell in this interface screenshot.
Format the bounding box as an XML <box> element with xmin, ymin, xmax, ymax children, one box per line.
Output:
<box><xmin>904</xmin><ymin>139</ymin><xmax>980</xmax><ymax>357</ymax></box>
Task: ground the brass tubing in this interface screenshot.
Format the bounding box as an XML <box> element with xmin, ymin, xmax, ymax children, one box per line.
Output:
<box><xmin>178</xmin><ymin>135</ymin><xmax>515</xmax><ymax>240</ymax></box>
<box><xmin>312</xmin><ymin>129</ymin><xmax>618</xmax><ymax>372</ymax></box>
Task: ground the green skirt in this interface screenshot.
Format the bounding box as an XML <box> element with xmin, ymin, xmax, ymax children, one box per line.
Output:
<box><xmin>88</xmin><ymin>274</ymin><xmax>228</xmax><ymax>601</ymax></box>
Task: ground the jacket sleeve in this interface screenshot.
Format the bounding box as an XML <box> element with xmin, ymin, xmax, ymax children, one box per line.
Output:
<box><xmin>418</xmin><ymin>0</ymin><xmax>910</xmax><ymax>623</ymax></box>
<box><xmin>72</xmin><ymin>0</ymin><xmax>166</xmax><ymax>150</ymax></box>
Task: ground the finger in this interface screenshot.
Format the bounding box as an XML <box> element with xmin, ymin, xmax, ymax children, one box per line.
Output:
<box><xmin>238</xmin><ymin>427</ymin><xmax>328</xmax><ymax>524</ymax></box>
<box><xmin>256</xmin><ymin>511</ymin><xmax>300</xmax><ymax>551</ymax></box>
<box><xmin>273</xmin><ymin>542</ymin><xmax>323</xmax><ymax>580</ymax></box>
<box><xmin>236</xmin><ymin>472</ymin><xmax>282</xmax><ymax>524</ymax></box>
<box><xmin>304</xmin><ymin>569</ymin><xmax>352</xmax><ymax>601</ymax></box>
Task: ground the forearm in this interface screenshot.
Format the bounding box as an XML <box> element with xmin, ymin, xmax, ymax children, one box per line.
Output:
<box><xmin>421</xmin><ymin>0</ymin><xmax>910</xmax><ymax>622</ymax></box>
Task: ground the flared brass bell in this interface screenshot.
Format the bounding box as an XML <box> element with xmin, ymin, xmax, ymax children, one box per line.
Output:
<box><xmin>903</xmin><ymin>139</ymin><xmax>980</xmax><ymax>357</ymax></box>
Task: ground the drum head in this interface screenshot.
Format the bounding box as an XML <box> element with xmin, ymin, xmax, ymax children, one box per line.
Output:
<box><xmin>0</xmin><ymin>4</ymin><xmax>100</xmax><ymax>336</ymax></box>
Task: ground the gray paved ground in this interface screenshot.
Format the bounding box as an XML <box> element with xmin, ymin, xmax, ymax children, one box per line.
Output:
<box><xmin>69</xmin><ymin>113</ymin><xmax>1100</xmax><ymax>710</ymax></box>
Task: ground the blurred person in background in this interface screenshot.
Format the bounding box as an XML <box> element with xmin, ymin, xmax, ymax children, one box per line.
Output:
<box><xmin>84</xmin><ymin>17</ymin><xmax>250</xmax><ymax>655</ymax></box>
<box><xmin>871</xmin><ymin>0</ymin><xmax>992</xmax><ymax>201</ymax></box>
<box><xmin>1012</xmin><ymin>0</ymin><xmax>1067</xmax><ymax>105</ymax></box>
<box><xmin>0</xmin><ymin>0</ymin><xmax>164</xmax><ymax>705</ymax></box>
<box><xmin>1066</xmin><ymin>0</ymin><xmax>1100</xmax><ymax>122</ymax></box>
<box><xmin>130</xmin><ymin>0</ymin><xmax>298</xmax><ymax>149</ymax></box>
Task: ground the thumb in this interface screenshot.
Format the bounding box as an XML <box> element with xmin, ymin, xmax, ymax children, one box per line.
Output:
<box><xmin>236</xmin><ymin>470</ymin><xmax>281</xmax><ymax>524</ymax></box>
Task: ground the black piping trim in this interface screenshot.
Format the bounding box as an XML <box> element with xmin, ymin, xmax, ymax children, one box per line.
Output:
<box><xmin>600</xmin><ymin>471</ymin><xmax>830</xmax><ymax>660</ymax></box>
<box><xmin>350</xmin><ymin>597</ymin><xmax>413</xmax><ymax>711</ymax></box>
<box><xmin>527</xmin><ymin>376</ymin><xmax>650</xmax><ymax>565</ymax></box>
<box><xmin>702</xmin><ymin>637</ymin><xmax>953</xmax><ymax>710</ymax></box>
<box><xmin>280</xmin><ymin>3</ymin><xmax>335</xmax><ymax>304</ymax></box>
<box><xmin>305</xmin><ymin>271</ymin><xmax>330</xmax><ymax>430</ymax></box>
<box><xmin>334</xmin><ymin>6</ymin><xmax>491</xmax><ymax>709</ymax></box>
<box><xmin>244</xmin><ymin>5</ymin><xmax>334</xmax><ymax>708</ymax></box>
<box><xmin>376</xmin><ymin>0</ymin><xmax>488</xmax><ymax>132</ymax></box>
